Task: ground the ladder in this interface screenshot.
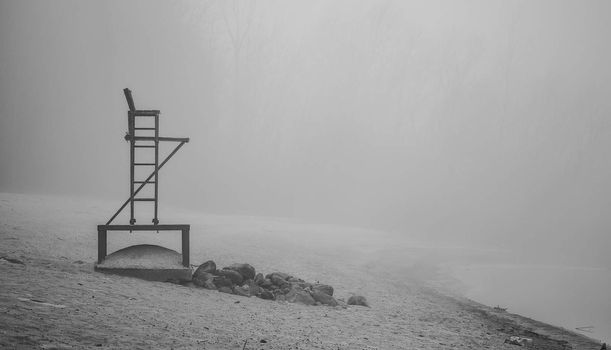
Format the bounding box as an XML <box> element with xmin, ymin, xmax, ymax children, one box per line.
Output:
<box><xmin>126</xmin><ymin>88</ymin><xmax>160</xmax><ymax>225</ymax></box>
<box><xmin>105</xmin><ymin>88</ymin><xmax>189</xmax><ymax>226</ymax></box>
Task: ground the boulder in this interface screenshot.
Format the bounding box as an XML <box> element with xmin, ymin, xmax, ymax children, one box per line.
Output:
<box><xmin>260</xmin><ymin>278</ymin><xmax>273</xmax><ymax>289</ymax></box>
<box><xmin>245</xmin><ymin>279</ymin><xmax>261</xmax><ymax>296</ymax></box>
<box><xmin>259</xmin><ymin>289</ymin><xmax>275</xmax><ymax>300</ymax></box>
<box><xmin>266</xmin><ymin>272</ymin><xmax>291</xmax><ymax>281</ymax></box>
<box><xmin>195</xmin><ymin>260</ymin><xmax>217</xmax><ymax>275</ymax></box>
<box><xmin>347</xmin><ymin>295</ymin><xmax>369</xmax><ymax>307</ymax></box>
<box><xmin>234</xmin><ymin>286</ymin><xmax>251</xmax><ymax>297</ymax></box>
<box><xmin>335</xmin><ymin>298</ymin><xmax>348</xmax><ymax>309</ymax></box>
<box><xmin>225</xmin><ymin>263</ymin><xmax>256</xmax><ymax>281</ymax></box>
<box><xmin>192</xmin><ymin>271</ymin><xmax>215</xmax><ymax>288</ymax></box>
<box><xmin>193</xmin><ymin>263</ymin><xmax>339</xmax><ymax>307</ymax></box>
<box><xmin>296</xmin><ymin>282</ymin><xmax>313</xmax><ymax>290</ymax></box>
<box><xmin>213</xmin><ymin>276</ymin><xmax>233</xmax><ymax>289</ymax></box>
<box><xmin>312</xmin><ymin>284</ymin><xmax>334</xmax><ymax>296</ymax></box>
<box><xmin>311</xmin><ymin>290</ymin><xmax>338</xmax><ymax>306</ymax></box>
<box><xmin>202</xmin><ymin>280</ymin><xmax>217</xmax><ymax>290</ymax></box>
<box><xmin>285</xmin><ymin>287</ymin><xmax>316</xmax><ymax>305</ymax></box>
<box><xmin>217</xmin><ymin>269</ymin><xmax>243</xmax><ymax>285</ymax></box>
<box><xmin>268</xmin><ymin>273</ymin><xmax>290</xmax><ymax>287</ymax></box>
<box><xmin>254</xmin><ymin>273</ymin><xmax>265</xmax><ymax>285</ymax></box>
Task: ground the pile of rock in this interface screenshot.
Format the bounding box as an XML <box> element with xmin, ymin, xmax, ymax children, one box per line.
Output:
<box><xmin>192</xmin><ymin>260</ymin><xmax>367</xmax><ymax>307</ymax></box>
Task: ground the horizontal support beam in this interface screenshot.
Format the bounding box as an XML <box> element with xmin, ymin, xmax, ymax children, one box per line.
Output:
<box><xmin>98</xmin><ymin>224</ymin><xmax>190</xmax><ymax>231</ymax></box>
<box><xmin>129</xmin><ymin>136</ymin><xmax>190</xmax><ymax>142</ymax></box>
<box><xmin>130</xmin><ymin>110</ymin><xmax>160</xmax><ymax>116</ymax></box>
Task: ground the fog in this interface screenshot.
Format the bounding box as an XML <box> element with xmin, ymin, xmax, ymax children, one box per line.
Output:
<box><xmin>1</xmin><ymin>0</ymin><xmax>610</xmax><ymax>269</ymax></box>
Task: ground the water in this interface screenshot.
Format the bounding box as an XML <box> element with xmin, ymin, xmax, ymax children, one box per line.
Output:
<box><xmin>451</xmin><ymin>263</ymin><xmax>611</xmax><ymax>343</ymax></box>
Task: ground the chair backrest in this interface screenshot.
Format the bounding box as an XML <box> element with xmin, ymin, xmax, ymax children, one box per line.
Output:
<box><xmin>123</xmin><ymin>88</ymin><xmax>136</xmax><ymax>111</ymax></box>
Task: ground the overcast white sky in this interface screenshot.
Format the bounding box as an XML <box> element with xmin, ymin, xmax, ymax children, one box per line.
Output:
<box><xmin>1</xmin><ymin>0</ymin><xmax>610</xmax><ymax>267</ymax></box>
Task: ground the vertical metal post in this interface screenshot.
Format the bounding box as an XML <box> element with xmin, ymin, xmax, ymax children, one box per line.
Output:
<box><xmin>129</xmin><ymin>111</ymin><xmax>136</xmax><ymax>225</ymax></box>
<box><xmin>182</xmin><ymin>227</ymin><xmax>190</xmax><ymax>267</ymax></box>
<box><xmin>98</xmin><ymin>226</ymin><xmax>107</xmax><ymax>264</ymax></box>
<box><xmin>153</xmin><ymin>113</ymin><xmax>159</xmax><ymax>225</ymax></box>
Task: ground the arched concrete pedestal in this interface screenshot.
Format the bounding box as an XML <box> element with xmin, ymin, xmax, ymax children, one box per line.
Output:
<box><xmin>94</xmin><ymin>244</ymin><xmax>192</xmax><ymax>282</ymax></box>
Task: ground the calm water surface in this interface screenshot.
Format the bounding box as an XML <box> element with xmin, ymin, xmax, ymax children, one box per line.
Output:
<box><xmin>451</xmin><ymin>264</ymin><xmax>611</xmax><ymax>343</ymax></box>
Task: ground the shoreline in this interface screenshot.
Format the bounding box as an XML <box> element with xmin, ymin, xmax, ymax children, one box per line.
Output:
<box><xmin>449</xmin><ymin>262</ymin><xmax>611</xmax><ymax>343</ymax></box>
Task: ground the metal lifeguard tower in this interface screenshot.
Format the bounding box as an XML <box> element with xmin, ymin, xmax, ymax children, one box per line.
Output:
<box><xmin>97</xmin><ymin>89</ymin><xmax>191</xmax><ymax>267</ymax></box>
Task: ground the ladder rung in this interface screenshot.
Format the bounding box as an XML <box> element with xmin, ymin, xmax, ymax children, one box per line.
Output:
<box><xmin>134</xmin><ymin>163</ymin><xmax>156</xmax><ymax>166</ymax></box>
<box><xmin>131</xmin><ymin>137</ymin><xmax>159</xmax><ymax>141</ymax></box>
<box><xmin>134</xmin><ymin>127</ymin><xmax>157</xmax><ymax>130</ymax></box>
<box><xmin>133</xmin><ymin>198</ymin><xmax>156</xmax><ymax>201</ymax></box>
<box><xmin>134</xmin><ymin>181</ymin><xmax>156</xmax><ymax>184</ymax></box>
<box><xmin>134</xmin><ymin>145</ymin><xmax>156</xmax><ymax>148</ymax></box>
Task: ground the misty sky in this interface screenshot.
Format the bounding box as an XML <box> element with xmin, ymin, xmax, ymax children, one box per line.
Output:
<box><xmin>1</xmin><ymin>0</ymin><xmax>610</xmax><ymax>267</ymax></box>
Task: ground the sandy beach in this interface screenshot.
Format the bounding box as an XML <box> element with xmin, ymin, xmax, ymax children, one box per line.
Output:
<box><xmin>0</xmin><ymin>193</ymin><xmax>602</xmax><ymax>349</ymax></box>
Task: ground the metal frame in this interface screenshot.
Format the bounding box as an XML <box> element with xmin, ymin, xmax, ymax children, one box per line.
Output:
<box><xmin>97</xmin><ymin>89</ymin><xmax>191</xmax><ymax>266</ymax></box>
<box><xmin>97</xmin><ymin>224</ymin><xmax>190</xmax><ymax>267</ymax></box>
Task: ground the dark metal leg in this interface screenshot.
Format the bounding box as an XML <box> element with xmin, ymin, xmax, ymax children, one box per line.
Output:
<box><xmin>129</xmin><ymin>112</ymin><xmax>136</xmax><ymax>225</ymax></box>
<box><xmin>98</xmin><ymin>227</ymin><xmax>107</xmax><ymax>264</ymax></box>
<box><xmin>182</xmin><ymin>227</ymin><xmax>189</xmax><ymax>267</ymax></box>
<box><xmin>153</xmin><ymin>113</ymin><xmax>159</xmax><ymax>225</ymax></box>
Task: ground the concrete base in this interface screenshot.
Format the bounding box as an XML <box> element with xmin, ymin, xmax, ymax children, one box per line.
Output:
<box><xmin>94</xmin><ymin>244</ymin><xmax>192</xmax><ymax>282</ymax></box>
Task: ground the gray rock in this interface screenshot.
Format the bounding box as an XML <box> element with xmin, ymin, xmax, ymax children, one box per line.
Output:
<box><xmin>202</xmin><ymin>280</ymin><xmax>217</xmax><ymax>290</ymax></box>
<box><xmin>192</xmin><ymin>261</ymin><xmax>217</xmax><ymax>287</ymax></box>
<box><xmin>260</xmin><ymin>278</ymin><xmax>273</xmax><ymax>289</ymax></box>
<box><xmin>259</xmin><ymin>289</ymin><xmax>275</xmax><ymax>300</ymax></box>
<box><xmin>196</xmin><ymin>260</ymin><xmax>216</xmax><ymax>274</ymax></box>
<box><xmin>217</xmin><ymin>269</ymin><xmax>243</xmax><ymax>285</ymax></box>
<box><xmin>285</xmin><ymin>286</ymin><xmax>316</xmax><ymax>305</ymax></box>
<box><xmin>213</xmin><ymin>276</ymin><xmax>233</xmax><ymax>289</ymax></box>
<box><xmin>268</xmin><ymin>273</ymin><xmax>290</xmax><ymax>287</ymax></box>
<box><xmin>311</xmin><ymin>290</ymin><xmax>338</xmax><ymax>306</ymax></box>
<box><xmin>296</xmin><ymin>282</ymin><xmax>313</xmax><ymax>290</ymax></box>
<box><xmin>312</xmin><ymin>284</ymin><xmax>334</xmax><ymax>296</ymax></box>
<box><xmin>234</xmin><ymin>286</ymin><xmax>251</xmax><ymax>297</ymax></box>
<box><xmin>192</xmin><ymin>271</ymin><xmax>216</xmax><ymax>289</ymax></box>
<box><xmin>254</xmin><ymin>273</ymin><xmax>265</xmax><ymax>285</ymax></box>
<box><xmin>225</xmin><ymin>263</ymin><xmax>256</xmax><ymax>281</ymax></box>
<box><xmin>246</xmin><ymin>279</ymin><xmax>261</xmax><ymax>296</ymax></box>
<box><xmin>266</xmin><ymin>272</ymin><xmax>291</xmax><ymax>281</ymax></box>
<box><xmin>347</xmin><ymin>295</ymin><xmax>369</xmax><ymax>307</ymax></box>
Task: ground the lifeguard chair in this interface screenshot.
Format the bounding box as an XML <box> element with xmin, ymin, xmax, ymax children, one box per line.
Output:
<box><xmin>96</xmin><ymin>89</ymin><xmax>191</xmax><ymax>269</ymax></box>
